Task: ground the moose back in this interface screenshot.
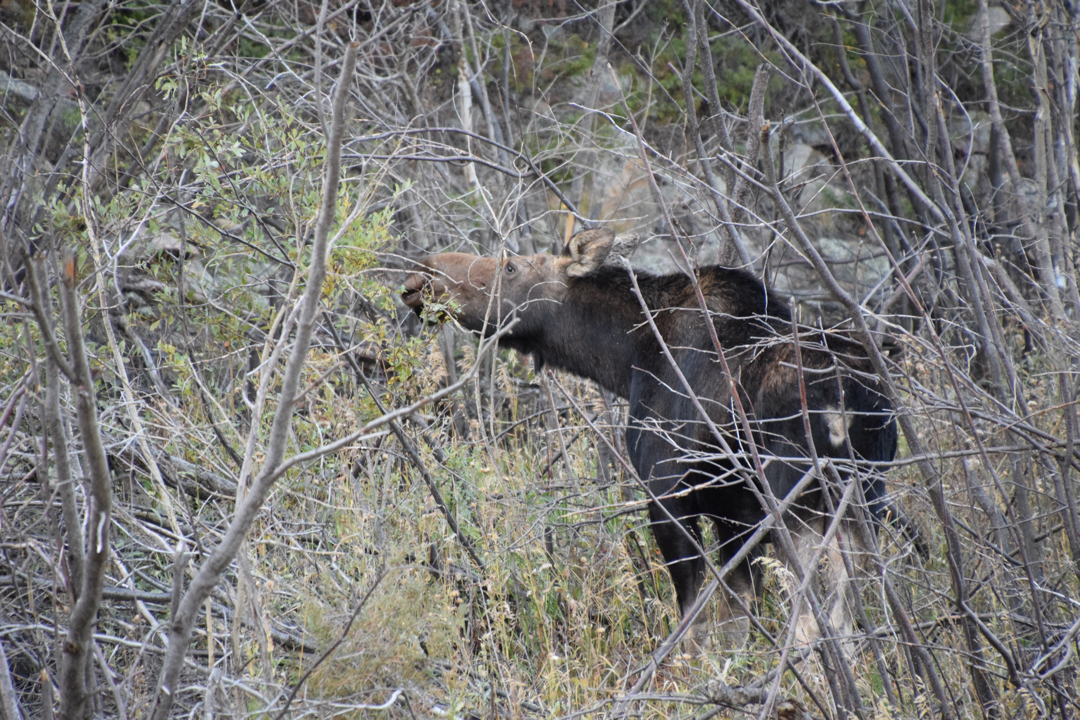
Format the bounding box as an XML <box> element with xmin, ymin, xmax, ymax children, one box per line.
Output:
<box><xmin>402</xmin><ymin>228</ymin><xmax>897</xmax><ymax>649</ymax></box>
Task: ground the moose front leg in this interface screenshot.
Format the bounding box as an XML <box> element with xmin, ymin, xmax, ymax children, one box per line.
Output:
<box><xmin>648</xmin><ymin>500</ymin><xmax>761</xmax><ymax>653</ymax></box>
<box><xmin>648</xmin><ymin>502</ymin><xmax>709</xmax><ymax>649</ymax></box>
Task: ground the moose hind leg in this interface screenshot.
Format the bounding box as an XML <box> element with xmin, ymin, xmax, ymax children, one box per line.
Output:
<box><xmin>824</xmin><ymin>519</ymin><xmax>866</xmax><ymax>657</ymax></box>
<box><xmin>789</xmin><ymin>515</ymin><xmax>864</xmax><ymax>657</ymax></box>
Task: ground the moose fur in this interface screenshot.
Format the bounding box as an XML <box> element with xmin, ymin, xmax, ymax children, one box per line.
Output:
<box><xmin>402</xmin><ymin>228</ymin><xmax>898</xmax><ymax>649</ymax></box>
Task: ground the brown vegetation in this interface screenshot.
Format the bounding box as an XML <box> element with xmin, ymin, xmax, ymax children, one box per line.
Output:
<box><xmin>0</xmin><ymin>0</ymin><xmax>1077</xmax><ymax>717</ymax></box>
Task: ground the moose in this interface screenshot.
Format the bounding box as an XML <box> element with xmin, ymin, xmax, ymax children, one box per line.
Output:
<box><xmin>402</xmin><ymin>228</ymin><xmax>900</xmax><ymax>651</ymax></box>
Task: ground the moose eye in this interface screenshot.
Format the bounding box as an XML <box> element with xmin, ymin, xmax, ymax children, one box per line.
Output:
<box><xmin>505</xmin><ymin>262</ymin><xmax>516</xmax><ymax>275</ymax></box>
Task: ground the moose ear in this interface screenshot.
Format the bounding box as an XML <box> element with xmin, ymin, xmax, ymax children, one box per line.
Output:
<box><xmin>565</xmin><ymin>228</ymin><xmax>646</xmax><ymax>278</ymax></box>
<box><xmin>563</xmin><ymin>228</ymin><xmax>615</xmax><ymax>277</ymax></box>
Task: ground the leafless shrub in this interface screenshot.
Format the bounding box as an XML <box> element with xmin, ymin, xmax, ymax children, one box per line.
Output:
<box><xmin>0</xmin><ymin>0</ymin><xmax>1077</xmax><ymax>716</ymax></box>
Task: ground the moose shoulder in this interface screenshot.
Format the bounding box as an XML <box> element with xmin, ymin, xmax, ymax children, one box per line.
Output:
<box><xmin>402</xmin><ymin>228</ymin><xmax>899</xmax><ymax>650</ymax></box>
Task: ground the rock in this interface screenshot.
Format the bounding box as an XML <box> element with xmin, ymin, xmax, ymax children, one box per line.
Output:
<box><xmin>524</xmin><ymin>97</ymin><xmax>556</xmax><ymax>126</ymax></box>
<box><xmin>817</xmin><ymin>235</ymin><xmax>893</xmax><ymax>303</ymax></box>
<box><xmin>592</xmin><ymin>69</ymin><xmax>629</xmax><ymax>109</ymax></box>
<box><xmin>118</xmin><ymin>229</ymin><xmax>194</xmax><ymax>263</ymax></box>
<box><xmin>780</xmin><ymin>143</ymin><xmax>848</xmax><ymax>220</ymax></box>
<box><xmin>960</xmin><ymin>152</ymin><xmax>989</xmax><ymax>195</ymax></box>
<box><xmin>0</xmin><ymin>70</ymin><xmax>38</xmax><ymax>104</ymax></box>
<box><xmin>968</xmin><ymin>6</ymin><xmax>1011</xmax><ymax>41</ymax></box>
<box><xmin>593</xmin><ymin>154</ymin><xmax>652</xmax><ymax>228</ymax></box>
<box><xmin>770</xmin><ymin>234</ymin><xmax>893</xmax><ymax>322</ymax></box>
<box><xmin>951</xmin><ymin>110</ymin><xmax>993</xmax><ymax>156</ymax></box>
<box><xmin>787</xmin><ymin>118</ymin><xmax>832</xmax><ymax>148</ymax></box>
<box><xmin>145</xmin><ymin>232</ymin><xmax>184</xmax><ymax>256</ymax></box>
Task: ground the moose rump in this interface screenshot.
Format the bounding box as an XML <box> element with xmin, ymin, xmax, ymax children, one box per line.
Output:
<box><xmin>402</xmin><ymin>228</ymin><xmax>897</xmax><ymax>650</ymax></box>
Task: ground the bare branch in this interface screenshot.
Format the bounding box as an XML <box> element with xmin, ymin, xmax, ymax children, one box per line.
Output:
<box><xmin>56</xmin><ymin>247</ymin><xmax>115</xmax><ymax>720</ymax></box>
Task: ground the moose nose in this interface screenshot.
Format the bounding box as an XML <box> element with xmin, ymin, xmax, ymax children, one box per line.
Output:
<box><xmin>401</xmin><ymin>272</ymin><xmax>428</xmax><ymax>309</ymax></box>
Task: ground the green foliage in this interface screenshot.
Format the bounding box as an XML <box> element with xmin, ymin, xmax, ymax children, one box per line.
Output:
<box><xmin>0</xmin><ymin>300</ymin><xmax>30</xmax><ymax>386</ymax></box>
<box><xmin>613</xmin><ymin>29</ymin><xmax>784</xmax><ymax>125</ymax></box>
<box><xmin>494</xmin><ymin>31</ymin><xmax>598</xmax><ymax>93</ymax></box>
<box><xmin>491</xmin><ymin>31</ymin><xmax>535</xmax><ymax>93</ymax></box>
<box><xmin>942</xmin><ymin>0</ymin><xmax>980</xmax><ymax>27</ymax></box>
<box><xmin>550</xmin><ymin>34</ymin><xmax>596</xmax><ymax>79</ymax></box>
<box><xmin>647</xmin><ymin>0</ymin><xmax>685</xmax><ymax>21</ymax></box>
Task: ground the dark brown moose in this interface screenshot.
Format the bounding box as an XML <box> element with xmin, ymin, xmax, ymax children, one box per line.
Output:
<box><xmin>402</xmin><ymin>228</ymin><xmax>898</xmax><ymax>651</ymax></box>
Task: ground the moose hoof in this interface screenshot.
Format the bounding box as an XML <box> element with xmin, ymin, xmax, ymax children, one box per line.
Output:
<box><xmin>715</xmin><ymin>615</ymin><xmax>751</xmax><ymax>650</ymax></box>
<box><xmin>681</xmin><ymin>616</ymin><xmax>750</xmax><ymax>657</ymax></box>
<box><xmin>675</xmin><ymin>618</ymin><xmax>707</xmax><ymax>657</ymax></box>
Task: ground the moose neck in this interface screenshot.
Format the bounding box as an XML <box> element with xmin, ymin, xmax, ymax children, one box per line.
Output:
<box><xmin>501</xmin><ymin>266</ymin><xmax>654</xmax><ymax>399</ymax></box>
